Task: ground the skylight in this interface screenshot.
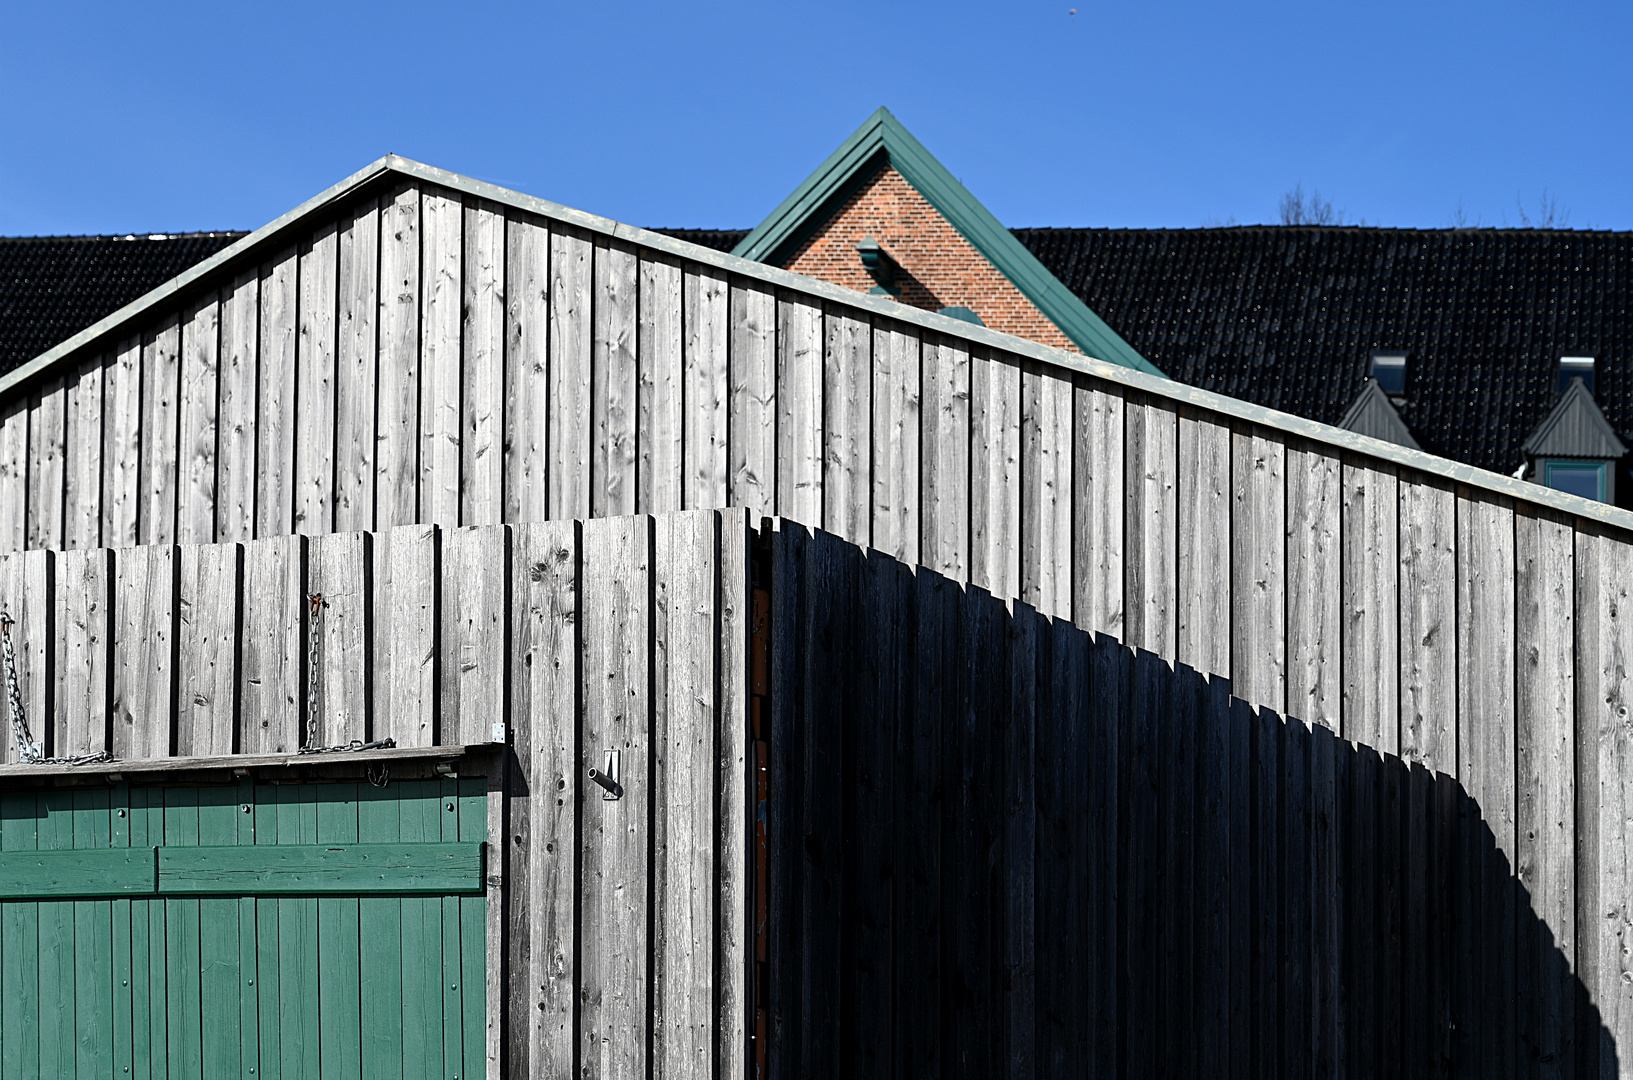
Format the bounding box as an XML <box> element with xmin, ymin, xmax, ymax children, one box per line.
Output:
<box><xmin>1370</xmin><ymin>351</ymin><xmax>1407</xmax><ymax>397</ymax></box>
<box><xmin>1558</xmin><ymin>355</ymin><xmax>1595</xmax><ymax>395</ymax></box>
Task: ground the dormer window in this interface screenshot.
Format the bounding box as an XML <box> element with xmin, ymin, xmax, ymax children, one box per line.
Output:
<box><xmin>1370</xmin><ymin>350</ymin><xmax>1407</xmax><ymax>401</ymax></box>
<box><xmin>1558</xmin><ymin>355</ymin><xmax>1595</xmax><ymax>395</ymax></box>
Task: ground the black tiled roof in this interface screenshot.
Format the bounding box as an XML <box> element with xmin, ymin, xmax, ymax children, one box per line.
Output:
<box><xmin>0</xmin><ymin>232</ymin><xmax>244</xmax><ymax>375</ymax></box>
<box><xmin>652</xmin><ymin>229</ymin><xmax>749</xmax><ymax>254</ymax></box>
<box><xmin>660</xmin><ymin>224</ymin><xmax>1633</xmax><ymax>476</ymax></box>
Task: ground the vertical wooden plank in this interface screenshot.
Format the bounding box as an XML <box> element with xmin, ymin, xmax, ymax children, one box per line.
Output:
<box><xmin>1341</xmin><ymin>460</ymin><xmax>1399</xmax><ymax>750</ymax></box>
<box><xmin>1004</xmin><ymin>605</ymin><xmax>1038</xmax><ymax>1080</ymax></box>
<box><xmin>823</xmin><ymin>308</ymin><xmax>871</xmax><ymax>545</ymax></box>
<box><xmin>336</xmin><ymin>197</ymin><xmax>381</xmax><ymax>533</ymax></box>
<box><xmin>138</xmin><ymin>318</ymin><xmax>181</xmax><ymax>545</ymax></box>
<box><xmin>1177</xmin><ymin>409</ymin><xmax>1230</xmax><ymax>679</ymax></box>
<box><xmin>503</xmin><ymin>211</ymin><xmax>548</xmax><ymax>525</ymax></box>
<box><xmin>774</xmin><ymin>293</ymin><xmax>823</xmax><ymax>527</ymax></box>
<box><xmin>439</xmin><ymin>778</ymin><xmax>464</xmax><ymax>1080</ymax></box>
<box><xmin>1036</xmin><ymin>618</ymin><xmax>1088</xmax><ymax>1079</ymax></box>
<box><xmin>919</xmin><ymin>333</ymin><xmax>969</xmax><ymax>581</ymax></box>
<box><xmin>1280</xmin><ymin>716</ymin><xmax>1310</xmax><ymax>1079</ymax></box>
<box><xmin>163</xmin><ymin>788</ymin><xmax>203</xmax><ymax>1080</ymax></box>
<box><xmin>177</xmin><ymin>295</ymin><xmax>220</xmax><ymax>544</ymax></box>
<box><xmin>1158</xmin><ymin>658</ymin><xmax>1199</xmax><ymax>1080</ymax></box>
<box><xmin>463</xmin><ymin>199</ymin><xmax>505</xmax><ymax>526</ymax></box>
<box><xmin>55</xmin><ymin>547</ymin><xmax>110</xmax><ymax>758</ymax></box>
<box><xmin>316</xmin><ymin>784</ymin><xmax>363</xmax><ymax>1079</ymax></box>
<box><xmin>653</xmin><ymin>510</ymin><xmax>721</xmax><ymax>1079</ymax></box>
<box><xmin>716</xmin><ymin>510</ymin><xmax>750</xmax><ymax>1080</ymax></box>
<box><xmin>0</xmin><ymin>789</ymin><xmax>41</xmax><ymax>1079</ymax></box>
<box><xmin>421</xmin><ymin>188</ymin><xmax>463</xmax><ymax>525</ymax></box>
<box><xmin>197</xmin><ymin>787</ymin><xmax>242</xmax><ymax>1080</ymax></box>
<box><xmin>459</xmin><ymin>778</ymin><xmax>491</xmax><ymax>1080</ymax></box>
<box><xmin>358</xmin><ymin>779</ymin><xmax>402</xmax><ymax>1080</ymax></box>
<box><xmin>377</xmin><ymin>182</ymin><xmax>421</xmax><ymax>530</ymax></box>
<box><xmin>1230</xmin><ymin>427</ymin><xmax>1285</xmax><ymax>709</ymax></box>
<box><xmin>36</xmin><ymin>791</ymin><xmax>76</xmax><ymax>1078</ymax></box>
<box><xmin>239</xmin><ymin>534</ymin><xmax>303</xmax><ymax>754</ymax></box>
<box><xmin>176</xmin><ymin>541</ymin><xmax>240</xmax><ymax>756</ymax></box>
<box><xmin>766</xmin><ymin>521</ymin><xmax>806</xmax><ymax>1080</ymax></box>
<box><xmin>64</xmin><ymin>357</ymin><xmax>105</xmax><ymax>550</ymax></box>
<box><xmin>1251</xmin><ymin>704</ymin><xmax>1281</xmax><ymax>1080</ymax></box>
<box><xmin>593</xmin><ymin>241</ymin><xmax>639</xmax><ymax>519</ymax></box>
<box><xmin>111</xmin><ymin>543</ymin><xmax>176</xmax><ymax>759</ymax></box>
<box><xmin>233</xmin><ymin>780</ymin><xmax>259</xmax><ymax>1080</ymax></box>
<box><xmin>275</xmin><ymin>785</ymin><xmax>320</xmax><ymax>1080</ymax></box>
<box><xmin>1514</xmin><ymin>506</ymin><xmax>1574</xmax><ymax>1078</ymax></box>
<box><xmin>27</xmin><ymin>374</ymin><xmax>65</xmax><ymax>550</ymax></box>
<box><xmin>638</xmin><ymin>255</ymin><xmax>684</xmax><ymax>516</ymax></box>
<box><xmin>71</xmin><ymin>789</ymin><xmax>116</xmax><ymax>1080</ymax></box>
<box><xmin>257</xmin><ymin>247</ymin><xmax>298</xmax><ymax>537</ymax></box>
<box><xmin>870</xmin><ymin>321</ymin><xmax>920</xmax><ymax>565</ymax></box>
<box><xmin>306</xmin><ymin>531</ymin><xmax>368</xmax><ymax>748</ymax></box>
<box><xmin>1196</xmin><ymin>674</ymin><xmax>1235</xmax><ymax>1077</ymax></box>
<box><xmin>1400</xmin><ymin>475</ymin><xmax>1459</xmax><ymax>772</ymax></box>
<box><xmin>111</xmin><ymin>784</ymin><xmax>135</xmax><ymax>1080</ymax></box>
<box><xmin>730</xmin><ymin>281</ymin><xmax>776</xmax><ymax>522</ymax></box>
<box><xmin>373</xmin><ymin>524</ymin><xmax>437</xmax><ymax>748</ymax></box>
<box><xmin>0</xmin><ymin>549</ymin><xmax>50</xmax><ymax>763</ymax></box>
<box><xmin>580</xmin><ymin>515</ymin><xmax>651</xmax><ymax>1080</ymax></box>
<box><xmin>217</xmin><ymin>271</ymin><xmax>259</xmax><ymax>542</ymax></box>
<box><xmin>684</xmin><ymin>265</ymin><xmax>728</xmax><ymax>512</ymax></box>
<box><xmin>105</xmin><ymin>336</ymin><xmax>142</xmax><ymax>548</ymax></box>
<box><xmin>0</xmin><ymin>394</ymin><xmax>28</xmax><ymax>553</ymax></box>
<box><xmin>549</xmin><ymin>226</ymin><xmax>592</xmax><ymax>520</ymax></box>
<box><xmin>971</xmin><ymin>349</ymin><xmax>1021</xmax><ymax>600</ymax></box>
<box><xmin>510</xmin><ymin>519</ymin><xmax>579</xmax><ymax>1077</ymax></box>
<box><xmin>1021</xmin><ymin>363</ymin><xmax>1072</xmax><ymax>620</ymax></box>
<box><xmin>1287</xmin><ymin>442</ymin><xmax>1341</xmax><ymax>729</ymax></box>
<box><xmin>1122</xmin><ymin>650</ymin><xmax>1162</xmax><ymax>1078</ymax></box>
<box><xmin>441</xmin><ymin>525</ymin><xmax>507</xmax><ymax>746</ymax></box>
<box><xmin>1125</xmin><ymin>396</ymin><xmax>1178</xmax><ymax>660</ymax></box>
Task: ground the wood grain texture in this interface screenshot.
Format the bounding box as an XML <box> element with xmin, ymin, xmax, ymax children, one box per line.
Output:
<box><xmin>549</xmin><ymin>227</ymin><xmax>592</xmax><ymax>521</ymax></box>
<box><xmin>715</xmin><ymin>509</ymin><xmax>751</xmax><ymax>1080</ymax></box>
<box><xmin>376</xmin><ymin>183</ymin><xmax>421</xmax><ymax>530</ymax></box>
<box><xmin>256</xmin><ymin>249</ymin><xmax>298</xmax><ymax>537</ymax></box>
<box><xmin>971</xmin><ymin>349</ymin><xmax>1021</xmax><ymax>600</ymax></box>
<box><xmin>0</xmin><ymin>394</ymin><xmax>28</xmax><ymax>553</ymax></box>
<box><xmin>653</xmin><ymin>509</ymin><xmax>719</xmax><ymax>1080</ymax></box>
<box><xmin>775</xmin><ymin>294</ymin><xmax>822</xmax><ymax>527</ymax></box>
<box><xmin>239</xmin><ymin>534</ymin><xmax>303</xmax><ymax>754</ymax></box>
<box><xmin>919</xmin><ymin>333</ymin><xmax>969</xmax><ymax>580</ymax></box>
<box><xmin>177</xmin><ymin>295</ymin><xmax>219</xmax><ymax>545</ymax></box>
<box><xmin>335</xmin><ymin>198</ymin><xmax>380</xmax><ymax>534</ymax></box>
<box><xmin>1342</xmin><ymin>460</ymin><xmax>1399</xmax><ymax>751</ymax></box>
<box><xmin>64</xmin><ymin>357</ymin><xmax>105</xmax><ymax>551</ymax></box>
<box><xmin>593</xmin><ymin>241</ymin><xmax>639</xmax><ymax>519</ymax></box>
<box><xmin>137</xmin><ymin>318</ymin><xmax>180</xmax><ymax>546</ymax></box>
<box><xmin>684</xmin><ymin>266</ymin><xmax>729</xmax><ymax>512</ymax></box>
<box><xmin>295</xmin><ymin>223</ymin><xmax>338</xmax><ymax>535</ymax></box>
<box><xmin>1176</xmin><ymin>409</ymin><xmax>1229</xmax><ymax>679</ymax></box>
<box><xmin>306</xmin><ymin>532</ymin><xmax>369</xmax><ymax>748</ymax></box>
<box><xmin>823</xmin><ymin>309</ymin><xmax>871</xmax><ymax>544</ymax></box>
<box><xmin>1286</xmin><ymin>442</ymin><xmax>1341</xmax><ymax>729</ymax></box>
<box><xmin>509</xmin><ymin>519</ymin><xmax>579</xmax><ymax>1077</ymax></box>
<box><xmin>1230</xmin><ymin>427</ymin><xmax>1285</xmax><ymax>711</ymax></box>
<box><xmin>580</xmin><ymin>514</ymin><xmax>651</xmax><ymax>1080</ymax></box>
<box><xmin>1399</xmin><ymin>476</ymin><xmax>1456</xmax><ymax>771</ymax></box>
<box><xmin>374</xmin><ymin>524</ymin><xmax>437</xmax><ymax>748</ymax></box>
<box><xmin>217</xmin><ymin>271</ymin><xmax>259</xmax><ymax>542</ymax></box>
<box><xmin>639</xmin><ymin>255</ymin><xmax>684</xmax><ymax>517</ymax></box>
<box><xmin>1021</xmin><ymin>362</ymin><xmax>1072</xmax><ymax>620</ymax></box>
<box><xmin>420</xmin><ymin>189</ymin><xmax>463</xmax><ymax>525</ymax></box>
<box><xmin>1125</xmin><ymin>395</ymin><xmax>1177</xmax><ymax>660</ymax></box>
<box><xmin>460</xmin><ymin>200</ymin><xmax>506</xmax><ymax>526</ymax></box>
<box><xmin>871</xmin><ymin>321</ymin><xmax>920</xmax><ymax>565</ymax></box>
<box><xmin>104</xmin><ymin>337</ymin><xmax>142</xmax><ymax>548</ymax></box>
<box><xmin>441</xmin><ymin>524</ymin><xmax>507</xmax><ymax>746</ymax></box>
<box><xmin>54</xmin><ymin>547</ymin><xmax>109</xmax><ymax>758</ymax></box>
<box><xmin>112</xmin><ymin>543</ymin><xmax>176</xmax><ymax>759</ymax></box>
<box><xmin>730</xmin><ymin>282</ymin><xmax>776</xmax><ymax>522</ymax></box>
<box><xmin>176</xmin><ymin>541</ymin><xmax>240</xmax><ymax>756</ymax></box>
<box><xmin>0</xmin><ymin>548</ymin><xmax>52</xmax><ymax>763</ymax></box>
<box><xmin>504</xmin><ymin>212</ymin><xmax>549</xmax><ymax>526</ymax></box>
<box><xmin>27</xmin><ymin>375</ymin><xmax>65</xmax><ymax>551</ymax></box>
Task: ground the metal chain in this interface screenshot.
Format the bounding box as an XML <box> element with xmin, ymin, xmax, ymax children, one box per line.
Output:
<box><xmin>298</xmin><ymin>593</ymin><xmax>395</xmax><ymax>763</ymax></box>
<box><xmin>2</xmin><ymin>612</ymin><xmax>112</xmax><ymax>767</ymax></box>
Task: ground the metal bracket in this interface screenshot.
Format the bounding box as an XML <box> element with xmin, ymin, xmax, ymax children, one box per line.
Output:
<box><xmin>589</xmin><ymin>749</ymin><xmax>623</xmax><ymax>800</ymax></box>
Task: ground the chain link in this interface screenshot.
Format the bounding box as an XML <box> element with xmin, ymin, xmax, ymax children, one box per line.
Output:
<box><xmin>298</xmin><ymin>593</ymin><xmax>395</xmax><ymax>768</ymax></box>
<box><xmin>2</xmin><ymin>612</ymin><xmax>112</xmax><ymax>767</ymax></box>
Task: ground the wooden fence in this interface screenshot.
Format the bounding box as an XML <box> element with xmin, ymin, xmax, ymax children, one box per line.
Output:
<box><xmin>0</xmin><ymin>509</ymin><xmax>754</xmax><ymax>1080</ymax></box>
<box><xmin>769</xmin><ymin>520</ymin><xmax>1622</xmax><ymax>1080</ymax></box>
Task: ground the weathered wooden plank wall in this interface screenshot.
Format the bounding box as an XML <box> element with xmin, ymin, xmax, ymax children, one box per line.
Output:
<box><xmin>0</xmin><ymin>509</ymin><xmax>753</xmax><ymax>1080</ymax></box>
<box><xmin>769</xmin><ymin>520</ymin><xmax>1626</xmax><ymax>1080</ymax></box>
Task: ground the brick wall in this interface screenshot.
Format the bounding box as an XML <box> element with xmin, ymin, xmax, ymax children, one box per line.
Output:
<box><xmin>781</xmin><ymin>164</ymin><xmax>1079</xmax><ymax>352</ymax></box>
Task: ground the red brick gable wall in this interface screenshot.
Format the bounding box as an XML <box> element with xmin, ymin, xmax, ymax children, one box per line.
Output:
<box><xmin>781</xmin><ymin>164</ymin><xmax>1079</xmax><ymax>352</ymax></box>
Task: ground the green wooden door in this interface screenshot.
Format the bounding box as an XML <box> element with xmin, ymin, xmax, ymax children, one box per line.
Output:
<box><xmin>0</xmin><ymin>779</ymin><xmax>487</xmax><ymax>1080</ymax></box>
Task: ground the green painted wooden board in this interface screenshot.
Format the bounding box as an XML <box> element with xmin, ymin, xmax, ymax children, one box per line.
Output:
<box><xmin>157</xmin><ymin>841</ymin><xmax>484</xmax><ymax>895</ymax></box>
<box><xmin>0</xmin><ymin>849</ymin><xmax>155</xmax><ymax>899</ymax></box>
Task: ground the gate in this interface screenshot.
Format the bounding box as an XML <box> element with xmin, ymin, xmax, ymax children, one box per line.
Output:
<box><xmin>0</xmin><ymin>778</ymin><xmax>487</xmax><ymax>1079</ymax></box>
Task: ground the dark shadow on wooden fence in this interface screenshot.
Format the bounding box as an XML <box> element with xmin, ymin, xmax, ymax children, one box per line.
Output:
<box><xmin>768</xmin><ymin>522</ymin><xmax>1616</xmax><ymax>1080</ymax></box>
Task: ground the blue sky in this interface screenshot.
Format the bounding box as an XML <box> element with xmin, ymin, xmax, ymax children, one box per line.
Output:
<box><xmin>2</xmin><ymin>0</ymin><xmax>1629</xmax><ymax>236</ymax></box>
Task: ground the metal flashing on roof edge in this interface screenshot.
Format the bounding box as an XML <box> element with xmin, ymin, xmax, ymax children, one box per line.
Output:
<box><xmin>7</xmin><ymin>153</ymin><xmax>1633</xmax><ymax>536</ymax></box>
<box><xmin>728</xmin><ymin>107</ymin><xmax>1164</xmax><ymax>377</ymax></box>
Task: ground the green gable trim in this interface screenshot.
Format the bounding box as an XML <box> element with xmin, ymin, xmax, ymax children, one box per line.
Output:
<box><xmin>733</xmin><ymin>108</ymin><xmax>1164</xmax><ymax>377</ymax></box>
